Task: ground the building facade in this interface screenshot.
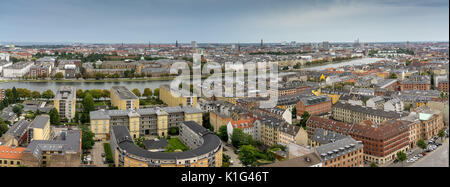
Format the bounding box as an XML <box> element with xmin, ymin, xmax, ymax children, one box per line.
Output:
<box><xmin>54</xmin><ymin>86</ymin><xmax>76</xmax><ymax>120</ymax></box>
<box><xmin>110</xmin><ymin>86</ymin><xmax>140</xmax><ymax>110</ymax></box>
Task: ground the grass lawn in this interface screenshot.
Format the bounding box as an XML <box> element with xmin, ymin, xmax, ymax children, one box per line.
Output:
<box><xmin>164</xmin><ymin>138</ymin><xmax>189</xmax><ymax>152</ymax></box>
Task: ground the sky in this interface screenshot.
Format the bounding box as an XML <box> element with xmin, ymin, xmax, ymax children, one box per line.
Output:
<box><xmin>0</xmin><ymin>0</ymin><xmax>448</xmax><ymax>43</ymax></box>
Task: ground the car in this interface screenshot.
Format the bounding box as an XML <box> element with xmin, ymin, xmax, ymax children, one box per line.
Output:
<box><xmin>421</xmin><ymin>152</ymin><xmax>427</xmax><ymax>156</ymax></box>
<box><xmin>407</xmin><ymin>159</ymin><xmax>415</xmax><ymax>163</ymax></box>
<box><xmin>418</xmin><ymin>154</ymin><xmax>423</xmax><ymax>157</ymax></box>
<box><xmin>393</xmin><ymin>159</ymin><xmax>399</xmax><ymax>164</ymax></box>
<box><xmin>230</xmin><ymin>160</ymin><xmax>234</xmax><ymax>164</ymax></box>
<box><xmin>101</xmin><ymin>153</ymin><xmax>105</xmax><ymax>157</ymax></box>
<box><xmin>436</xmin><ymin>143</ymin><xmax>442</xmax><ymax>146</ymax></box>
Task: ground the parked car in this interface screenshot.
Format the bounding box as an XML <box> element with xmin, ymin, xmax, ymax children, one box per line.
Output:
<box><xmin>393</xmin><ymin>159</ymin><xmax>399</xmax><ymax>164</ymax></box>
<box><xmin>101</xmin><ymin>153</ymin><xmax>105</xmax><ymax>157</ymax></box>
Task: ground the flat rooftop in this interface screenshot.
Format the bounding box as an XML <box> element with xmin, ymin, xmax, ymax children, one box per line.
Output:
<box><xmin>111</xmin><ymin>86</ymin><xmax>138</xmax><ymax>100</ymax></box>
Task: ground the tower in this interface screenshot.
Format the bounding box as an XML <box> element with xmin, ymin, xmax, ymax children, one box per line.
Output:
<box><xmin>176</xmin><ymin>40</ymin><xmax>179</xmax><ymax>48</ymax></box>
<box><xmin>260</xmin><ymin>39</ymin><xmax>263</xmax><ymax>49</ymax></box>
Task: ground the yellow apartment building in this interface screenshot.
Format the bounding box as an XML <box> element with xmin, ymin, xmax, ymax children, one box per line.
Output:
<box><xmin>160</xmin><ymin>85</ymin><xmax>197</xmax><ymax>107</ymax></box>
<box><xmin>110</xmin><ymin>86</ymin><xmax>140</xmax><ymax>110</ymax></box>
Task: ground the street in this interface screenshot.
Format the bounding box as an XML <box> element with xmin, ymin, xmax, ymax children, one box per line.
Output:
<box><xmin>91</xmin><ymin>141</ymin><xmax>108</xmax><ymax>167</ymax></box>
<box><xmin>222</xmin><ymin>142</ymin><xmax>243</xmax><ymax>167</ymax></box>
<box><xmin>411</xmin><ymin>138</ymin><xmax>449</xmax><ymax>167</ymax></box>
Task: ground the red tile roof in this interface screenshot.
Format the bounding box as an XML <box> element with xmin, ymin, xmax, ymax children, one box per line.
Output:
<box><xmin>0</xmin><ymin>146</ymin><xmax>26</xmax><ymax>160</ymax></box>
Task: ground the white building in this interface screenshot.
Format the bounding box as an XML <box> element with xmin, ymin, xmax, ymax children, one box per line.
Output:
<box><xmin>384</xmin><ymin>97</ymin><xmax>404</xmax><ymax>112</ymax></box>
<box><xmin>2</xmin><ymin>61</ymin><xmax>33</xmax><ymax>78</ymax></box>
<box><xmin>0</xmin><ymin>61</ymin><xmax>13</xmax><ymax>77</ymax></box>
<box><xmin>0</xmin><ymin>53</ymin><xmax>10</xmax><ymax>61</ymax></box>
<box><xmin>226</xmin><ymin>119</ymin><xmax>256</xmax><ymax>143</ymax></box>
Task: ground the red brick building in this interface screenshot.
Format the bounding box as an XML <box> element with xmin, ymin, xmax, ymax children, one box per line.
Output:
<box><xmin>297</xmin><ymin>95</ymin><xmax>332</xmax><ymax>116</ymax></box>
<box><xmin>438</xmin><ymin>80</ymin><xmax>449</xmax><ymax>93</ymax></box>
<box><xmin>400</xmin><ymin>75</ymin><xmax>430</xmax><ymax>91</ymax></box>
<box><xmin>306</xmin><ymin>117</ymin><xmax>411</xmax><ymax>165</ymax></box>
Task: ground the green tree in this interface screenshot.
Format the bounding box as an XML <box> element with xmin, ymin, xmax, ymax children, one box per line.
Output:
<box><xmin>231</xmin><ymin>128</ymin><xmax>254</xmax><ymax>148</ymax></box>
<box><xmin>389</xmin><ymin>72</ymin><xmax>398</xmax><ymax>79</ymax></box>
<box><xmin>396</xmin><ymin>151</ymin><xmax>407</xmax><ymax>167</ymax></box>
<box><xmin>132</xmin><ymin>88</ymin><xmax>141</xmax><ymax>97</ymax></box>
<box><xmin>238</xmin><ymin>145</ymin><xmax>259</xmax><ymax>166</ymax></box>
<box><xmin>102</xmin><ymin>89</ymin><xmax>110</xmax><ymax>100</ymax></box>
<box><xmin>299</xmin><ymin>111</ymin><xmax>311</xmax><ymax>128</ymax></box>
<box><xmin>76</xmin><ymin>89</ymin><xmax>84</xmax><ymax>99</ymax></box>
<box><xmin>0</xmin><ymin>119</ymin><xmax>9</xmax><ymax>137</ymax></box>
<box><xmin>42</xmin><ymin>90</ymin><xmax>55</xmax><ymax>101</ymax></box>
<box><xmin>291</xmin><ymin>106</ymin><xmax>297</xmax><ymax>119</ymax></box>
<box><xmin>370</xmin><ymin>162</ymin><xmax>378</xmax><ymax>167</ymax></box>
<box><xmin>49</xmin><ymin>108</ymin><xmax>60</xmax><ymax>125</ymax></box>
<box><xmin>218</xmin><ymin>125</ymin><xmax>228</xmax><ymax>142</ymax></box>
<box><xmin>143</xmin><ymin>88</ymin><xmax>153</xmax><ymax>99</ymax></box>
<box><xmin>81</xmin><ymin>125</ymin><xmax>95</xmax><ymax>150</ymax></box>
<box><xmin>12</xmin><ymin>104</ymin><xmax>24</xmax><ymax>116</ymax></box>
<box><xmin>153</xmin><ymin>88</ymin><xmax>160</xmax><ymax>98</ymax></box>
<box><xmin>82</xmin><ymin>93</ymin><xmax>95</xmax><ymax>112</ymax></box>
<box><xmin>31</xmin><ymin>91</ymin><xmax>41</xmax><ymax>100</ymax></box>
<box><xmin>202</xmin><ymin>112</ymin><xmax>213</xmax><ymax>131</ymax></box>
<box><xmin>54</xmin><ymin>72</ymin><xmax>64</xmax><ymax>79</ymax></box>
<box><xmin>438</xmin><ymin>129</ymin><xmax>446</xmax><ymax>141</ymax></box>
<box><xmin>135</xmin><ymin>137</ymin><xmax>145</xmax><ymax>148</ymax></box>
<box><xmin>417</xmin><ymin>139</ymin><xmax>427</xmax><ymax>150</ymax></box>
<box><xmin>168</xmin><ymin>127</ymin><xmax>179</xmax><ymax>135</ymax></box>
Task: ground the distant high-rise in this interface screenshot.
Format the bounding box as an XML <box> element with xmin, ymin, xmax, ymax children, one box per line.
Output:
<box><xmin>323</xmin><ymin>41</ymin><xmax>329</xmax><ymax>50</ymax></box>
<box><xmin>260</xmin><ymin>39</ymin><xmax>263</xmax><ymax>48</ymax></box>
<box><xmin>191</xmin><ymin>41</ymin><xmax>197</xmax><ymax>48</ymax></box>
<box><xmin>176</xmin><ymin>40</ymin><xmax>179</xmax><ymax>48</ymax></box>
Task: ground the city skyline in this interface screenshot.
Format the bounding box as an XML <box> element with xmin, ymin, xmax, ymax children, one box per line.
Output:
<box><xmin>1</xmin><ymin>0</ymin><xmax>449</xmax><ymax>43</ymax></box>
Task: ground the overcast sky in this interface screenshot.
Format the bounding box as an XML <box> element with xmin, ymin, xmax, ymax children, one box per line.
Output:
<box><xmin>0</xmin><ymin>0</ymin><xmax>448</xmax><ymax>43</ymax></box>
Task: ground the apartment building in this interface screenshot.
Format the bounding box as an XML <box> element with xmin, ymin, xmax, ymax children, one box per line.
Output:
<box><xmin>0</xmin><ymin>120</ymin><xmax>31</xmax><ymax>146</ymax></box>
<box><xmin>54</xmin><ymin>86</ymin><xmax>76</xmax><ymax>120</ymax></box>
<box><xmin>400</xmin><ymin>75</ymin><xmax>431</xmax><ymax>91</ymax></box>
<box><xmin>109</xmin><ymin>121</ymin><xmax>222</xmax><ymax>167</ymax></box>
<box><xmin>2</xmin><ymin>61</ymin><xmax>33</xmax><ymax>78</ymax></box>
<box><xmin>0</xmin><ymin>61</ymin><xmax>12</xmax><ymax>77</ymax></box>
<box><xmin>90</xmin><ymin>106</ymin><xmax>202</xmax><ymax>140</ymax></box>
<box><xmin>316</xmin><ymin>137</ymin><xmax>364</xmax><ymax>167</ymax></box>
<box><xmin>110</xmin><ymin>86</ymin><xmax>140</xmax><ymax>110</ymax></box>
<box><xmin>27</xmin><ymin>115</ymin><xmax>51</xmax><ymax>143</ymax></box>
<box><xmin>160</xmin><ymin>84</ymin><xmax>197</xmax><ymax>107</ymax></box>
<box><xmin>22</xmin><ymin>130</ymin><xmax>82</xmax><ymax>167</ymax></box>
<box><xmin>226</xmin><ymin>118</ymin><xmax>256</xmax><ymax>143</ymax></box>
<box><xmin>332</xmin><ymin>102</ymin><xmax>405</xmax><ymax>124</ymax></box>
<box><xmin>306</xmin><ymin>117</ymin><xmax>411</xmax><ymax>165</ymax></box>
<box><xmin>438</xmin><ymin>80</ymin><xmax>449</xmax><ymax>93</ymax></box>
<box><xmin>296</xmin><ymin>95</ymin><xmax>332</xmax><ymax>116</ymax></box>
<box><xmin>0</xmin><ymin>146</ymin><xmax>26</xmax><ymax>167</ymax></box>
<box><xmin>402</xmin><ymin>106</ymin><xmax>445</xmax><ymax>142</ymax></box>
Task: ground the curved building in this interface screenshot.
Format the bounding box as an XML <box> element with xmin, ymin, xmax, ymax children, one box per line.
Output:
<box><xmin>110</xmin><ymin>121</ymin><xmax>222</xmax><ymax>167</ymax></box>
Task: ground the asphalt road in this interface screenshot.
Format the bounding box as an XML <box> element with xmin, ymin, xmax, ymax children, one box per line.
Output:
<box><xmin>222</xmin><ymin>142</ymin><xmax>243</xmax><ymax>167</ymax></box>
<box><xmin>411</xmin><ymin>138</ymin><xmax>449</xmax><ymax>167</ymax></box>
<box><xmin>92</xmin><ymin>141</ymin><xmax>108</xmax><ymax>167</ymax></box>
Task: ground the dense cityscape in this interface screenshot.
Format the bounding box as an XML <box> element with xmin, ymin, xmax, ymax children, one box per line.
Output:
<box><xmin>1</xmin><ymin>40</ymin><xmax>448</xmax><ymax>168</ymax></box>
<box><xmin>0</xmin><ymin>1</ymin><xmax>449</xmax><ymax>178</ymax></box>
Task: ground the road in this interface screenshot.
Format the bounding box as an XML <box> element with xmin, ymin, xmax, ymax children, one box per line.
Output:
<box><xmin>92</xmin><ymin>141</ymin><xmax>108</xmax><ymax>167</ymax></box>
<box><xmin>222</xmin><ymin>142</ymin><xmax>243</xmax><ymax>167</ymax></box>
<box><xmin>411</xmin><ymin>138</ymin><xmax>449</xmax><ymax>167</ymax></box>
